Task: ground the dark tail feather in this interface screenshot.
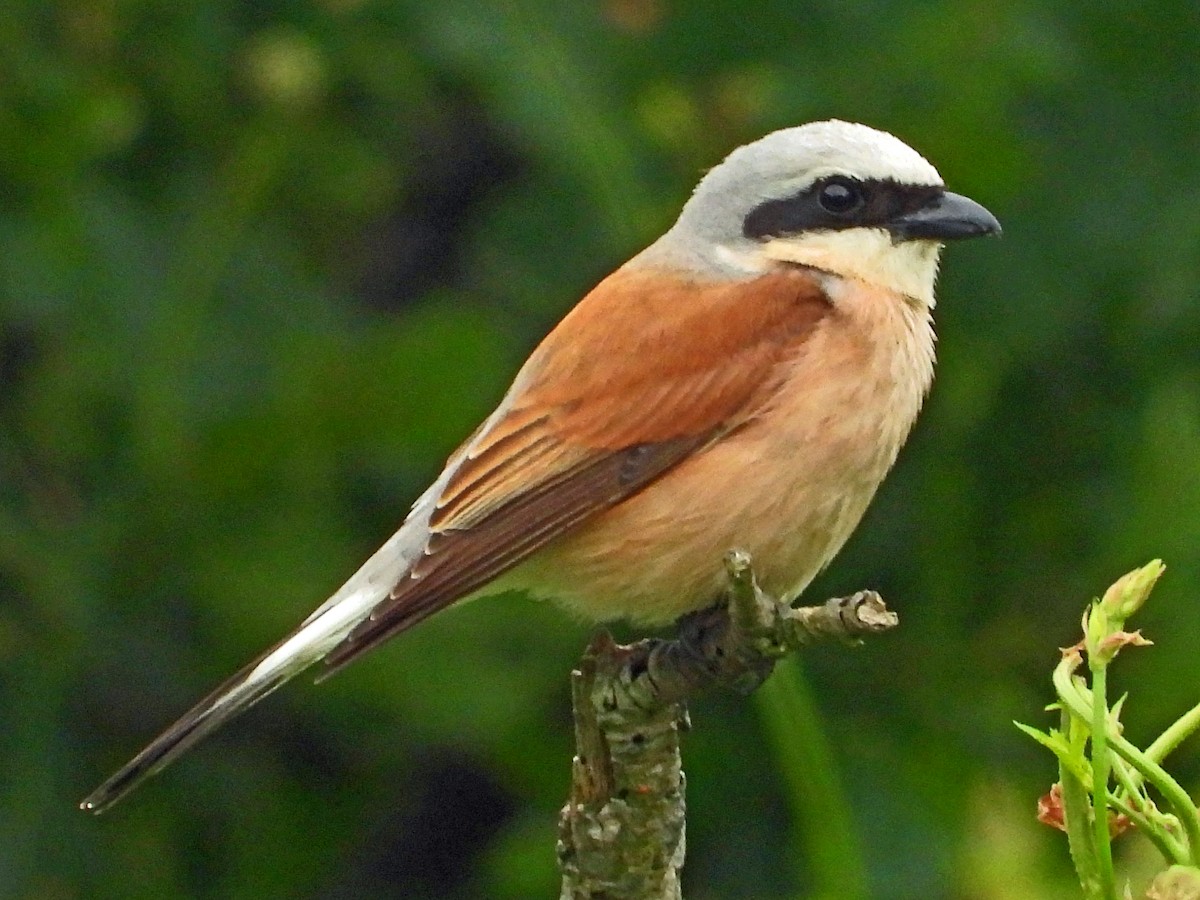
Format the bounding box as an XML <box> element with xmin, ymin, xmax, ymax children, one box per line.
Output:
<box><xmin>80</xmin><ymin>522</ymin><xmax>433</xmax><ymax>813</ymax></box>
<box><xmin>80</xmin><ymin>638</ymin><xmax>316</xmax><ymax>814</ymax></box>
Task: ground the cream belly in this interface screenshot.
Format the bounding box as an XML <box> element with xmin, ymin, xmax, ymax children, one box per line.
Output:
<box><xmin>499</xmin><ymin>275</ymin><xmax>936</xmax><ymax>624</ymax></box>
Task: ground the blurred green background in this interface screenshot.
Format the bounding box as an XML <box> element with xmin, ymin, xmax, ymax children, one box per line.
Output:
<box><xmin>3</xmin><ymin>1</ymin><xmax>1199</xmax><ymax>897</ymax></box>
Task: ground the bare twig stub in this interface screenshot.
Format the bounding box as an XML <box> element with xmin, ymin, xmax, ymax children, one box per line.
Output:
<box><xmin>557</xmin><ymin>550</ymin><xmax>898</xmax><ymax>899</ymax></box>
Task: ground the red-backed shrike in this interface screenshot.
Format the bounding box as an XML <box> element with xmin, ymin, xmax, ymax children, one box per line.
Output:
<box><xmin>84</xmin><ymin>120</ymin><xmax>999</xmax><ymax>812</ymax></box>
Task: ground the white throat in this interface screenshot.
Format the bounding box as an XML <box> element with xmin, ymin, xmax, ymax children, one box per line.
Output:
<box><xmin>761</xmin><ymin>229</ymin><xmax>942</xmax><ymax>307</ymax></box>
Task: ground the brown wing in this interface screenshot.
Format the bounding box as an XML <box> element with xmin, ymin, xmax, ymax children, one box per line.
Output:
<box><xmin>321</xmin><ymin>264</ymin><xmax>831</xmax><ymax>673</ymax></box>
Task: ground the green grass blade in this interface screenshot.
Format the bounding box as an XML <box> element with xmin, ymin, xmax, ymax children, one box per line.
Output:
<box><xmin>755</xmin><ymin>656</ymin><xmax>870</xmax><ymax>900</ymax></box>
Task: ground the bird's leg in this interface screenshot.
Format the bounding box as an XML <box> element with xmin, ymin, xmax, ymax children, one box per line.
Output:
<box><xmin>596</xmin><ymin>550</ymin><xmax>900</xmax><ymax>712</ymax></box>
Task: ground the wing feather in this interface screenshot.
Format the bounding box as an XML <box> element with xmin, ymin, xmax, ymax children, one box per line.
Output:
<box><xmin>322</xmin><ymin>265</ymin><xmax>831</xmax><ymax>673</ymax></box>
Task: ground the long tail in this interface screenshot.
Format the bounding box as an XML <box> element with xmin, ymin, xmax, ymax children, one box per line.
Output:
<box><xmin>80</xmin><ymin>521</ymin><xmax>427</xmax><ymax>814</ymax></box>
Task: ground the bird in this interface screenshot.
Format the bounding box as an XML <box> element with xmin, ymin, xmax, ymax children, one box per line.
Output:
<box><xmin>82</xmin><ymin>119</ymin><xmax>1000</xmax><ymax>813</ymax></box>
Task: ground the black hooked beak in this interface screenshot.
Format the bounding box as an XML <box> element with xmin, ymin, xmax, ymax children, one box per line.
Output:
<box><xmin>888</xmin><ymin>191</ymin><xmax>1002</xmax><ymax>242</ymax></box>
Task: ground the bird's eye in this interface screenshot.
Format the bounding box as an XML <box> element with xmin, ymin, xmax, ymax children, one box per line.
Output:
<box><xmin>817</xmin><ymin>179</ymin><xmax>863</xmax><ymax>215</ymax></box>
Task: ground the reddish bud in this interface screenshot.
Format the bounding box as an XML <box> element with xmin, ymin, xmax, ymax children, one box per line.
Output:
<box><xmin>1037</xmin><ymin>784</ymin><xmax>1066</xmax><ymax>832</ymax></box>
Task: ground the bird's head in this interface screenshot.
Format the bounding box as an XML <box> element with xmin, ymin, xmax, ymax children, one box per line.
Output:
<box><xmin>658</xmin><ymin>120</ymin><xmax>1001</xmax><ymax>306</ymax></box>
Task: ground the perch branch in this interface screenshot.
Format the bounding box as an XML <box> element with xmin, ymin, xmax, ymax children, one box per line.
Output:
<box><xmin>557</xmin><ymin>549</ymin><xmax>898</xmax><ymax>899</ymax></box>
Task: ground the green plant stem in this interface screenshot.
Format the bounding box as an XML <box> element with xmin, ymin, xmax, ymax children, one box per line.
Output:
<box><xmin>1054</xmin><ymin>666</ymin><xmax>1200</xmax><ymax>862</ymax></box>
<box><xmin>1146</xmin><ymin>700</ymin><xmax>1200</xmax><ymax>767</ymax></box>
<box><xmin>1107</xmin><ymin>795</ymin><xmax>1182</xmax><ymax>863</ymax></box>
<box><xmin>755</xmin><ymin>657</ymin><xmax>870</xmax><ymax>900</ymax></box>
<box><xmin>1108</xmin><ymin>759</ymin><xmax>1188</xmax><ymax>864</ymax></box>
<box><xmin>1089</xmin><ymin>663</ymin><xmax>1116</xmax><ymax>897</ymax></box>
<box><xmin>1060</xmin><ymin>705</ymin><xmax>1104</xmax><ymax>899</ymax></box>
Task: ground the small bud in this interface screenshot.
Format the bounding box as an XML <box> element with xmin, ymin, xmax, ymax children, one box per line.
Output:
<box><xmin>1036</xmin><ymin>783</ymin><xmax>1066</xmax><ymax>832</ymax></box>
<box><xmin>1146</xmin><ymin>865</ymin><xmax>1200</xmax><ymax>900</ymax></box>
<box><xmin>1101</xmin><ymin>560</ymin><xmax>1165</xmax><ymax>623</ymax></box>
<box><xmin>1108</xmin><ymin>810</ymin><xmax>1133</xmax><ymax>839</ymax></box>
<box><xmin>1036</xmin><ymin>783</ymin><xmax>1131</xmax><ymax>838</ymax></box>
<box><xmin>1097</xmin><ymin>630</ymin><xmax>1153</xmax><ymax>662</ymax></box>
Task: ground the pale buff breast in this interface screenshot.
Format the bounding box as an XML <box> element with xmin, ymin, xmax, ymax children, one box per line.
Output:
<box><xmin>502</xmin><ymin>275</ymin><xmax>936</xmax><ymax>625</ymax></box>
